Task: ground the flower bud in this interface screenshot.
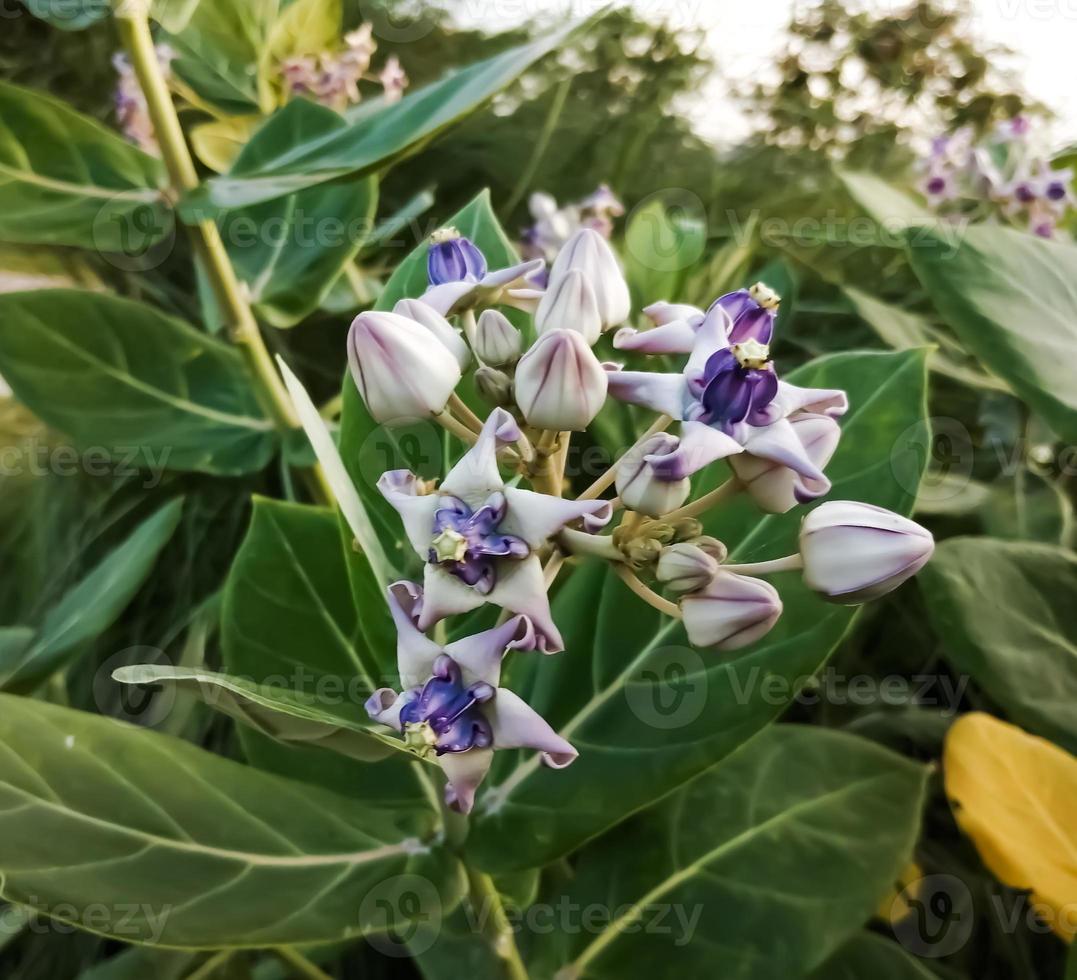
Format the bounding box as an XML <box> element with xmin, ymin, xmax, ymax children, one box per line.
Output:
<box><xmin>547</xmin><ymin>228</ymin><xmax>630</xmax><ymax>331</ymax></box>
<box><xmin>534</xmin><ymin>268</ymin><xmax>602</xmax><ymax>345</ymax></box>
<box><xmin>427</xmin><ymin>227</ymin><xmax>487</xmax><ymax>286</ymax></box>
<box><xmin>799</xmin><ymin>501</ymin><xmax>935</xmax><ymax>604</ymax></box>
<box><xmin>657</xmin><ymin>542</ymin><xmax>721</xmax><ymax>594</ymax></box>
<box><xmin>474</xmin><ymin>366</ymin><xmax>514</xmax><ymax>406</ymax></box>
<box><xmin>394</xmin><ymin>298</ymin><xmax>470</xmax><ymax>370</ymax></box>
<box><xmin>347</xmin><ymin>310</ymin><xmax>462</xmax><ymax>423</ymax></box>
<box><xmin>514</xmin><ymin>329</ymin><xmax>607</xmax><ymax>431</ymax></box>
<box><xmin>615</xmin><ymin>433</ymin><xmax>691</xmax><ymax>517</ymax></box>
<box><xmin>729</xmin><ymin>414</ymin><xmax>841</xmax><ymax>514</ymax></box>
<box><xmin>681</xmin><ymin>571</ymin><xmax>782</xmax><ymax>650</ymax></box>
<box><xmin>474</xmin><ymin>309</ymin><xmax>522</xmax><ymax>366</ymax></box>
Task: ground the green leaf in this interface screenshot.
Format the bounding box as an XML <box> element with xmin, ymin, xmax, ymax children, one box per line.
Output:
<box><xmin>78</xmin><ymin>947</ymin><xmax>198</xmax><ymax>980</ymax></box>
<box><xmin>21</xmin><ymin>0</ymin><xmax>108</xmax><ymax>31</ymax></box>
<box><xmin>812</xmin><ymin>932</ymin><xmax>939</xmax><ymax>980</ymax></box>
<box><xmin>221</xmin><ymin>498</ymin><xmax>431</xmax><ymax>806</ymax></box>
<box><xmin>921</xmin><ymin>537</ymin><xmax>1077</xmax><ymax>754</ymax></box>
<box><xmin>182</xmin><ymin>21</ymin><xmax>591</xmax><ymax>214</ymax></box>
<box><xmin>838</xmin><ymin>170</ymin><xmax>936</xmax><ymax>234</ymax></box>
<box><xmin>0</xmin><ymin>695</ymin><xmax>463</xmax><ymax>947</ymax></box>
<box><xmin>220</xmin><ymin>102</ymin><xmax>380</xmax><ymax>326</ymax></box>
<box><xmin>0</xmin><ymin>81</ymin><xmax>171</xmax><ymax>252</ymax></box>
<box><xmin>0</xmin><ymin>499</ymin><xmax>183</xmax><ymax>693</ymax></box>
<box><xmin>843</xmin><ymin>285</ymin><xmax>1010</xmax><ymax>393</ymax></box>
<box><xmin>623</xmin><ymin>196</ymin><xmax>706</xmax><ymax>307</ymax></box>
<box><xmin>543</xmin><ymin>726</ymin><xmax>928</xmax><ymax>977</ymax></box>
<box><xmin>257</xmin><ymin>0</ymin><xmax>341</xmax><ymax>112</ymax></box>
<box><xmin>0</xmin><ymin>290</ymin><xmax>277</xmax><ymax>475</ymax></box>
<box><xmin>112</xmin><ymin>664</ymin><xmax>423</xmax><ymax>762</ymax></box>
<box><xmin>906</xmin><ymin>224</ymin><xmax>1077</xmax><ymax>443</ymax></box>
<box><xmin>163</xmin><ymin>0</ymin><xmax>280</xmax><ymax>115</ymax></box>
<box><xmin>337</xmin><ymin>190</ymin><xmax>520</xmax><ymax>561</ymax></box>
<box><xmin>467</xmin><ymin>348</ymin><xmax>929</xmax><ymax>872</ymax></box>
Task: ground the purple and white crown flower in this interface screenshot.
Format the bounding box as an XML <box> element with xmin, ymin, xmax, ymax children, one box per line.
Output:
<box><xmin>377</xmin><ymin>409</ymin><xmax>612</xmax><ymax>650</ymax></box>
<box><xmin>514</xmin><ymin>329</ymin><xmax>608</xmax><ymax>431</ymax></box>
<box><xmin>546</xmin><ymin>228</ymin><xmax>631</xmax><ymax>332</ymax></box>
<box><xmin>605</xmin><ymin>298</ymin><xmax>847</xmax><ymax>493</ymax></box>
<box><xmin>366</xmin><ymin>582</ymin><xmax>576</xmax><ymax>813</ymax></box>
<box><xmin>679</xmin><ymin>570</ymin><xmax>783</xmax><ymax>651</ymax></box>
<box><xmin>520</xmin><ymin>185</ymin><xmax>625</xmax><ymax>276</ymax></box>
<box><xmin>615</xmin><ymin>432</ymin><xmax>691</xmax><ymax>518</ymax></box>
<box><xmin>421</xmin><ymin>230</ymin><xmax>545</xmax><ymax>317</ymax></box>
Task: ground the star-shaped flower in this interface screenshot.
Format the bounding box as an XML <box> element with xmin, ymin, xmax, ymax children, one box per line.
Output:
<box><xmin>378</xmin><ymin>408</ymin><xmax>612</xmax><ymax>651</ymax></box>
<box><xmin>366</xmin><ymin>582</ymin><xmax>576</xmax><ymax>813</ymax></box>
<box><xmin>605</xmin><ymin>302</ymin><xmax>848</xmax><ymax>496</ymax></box>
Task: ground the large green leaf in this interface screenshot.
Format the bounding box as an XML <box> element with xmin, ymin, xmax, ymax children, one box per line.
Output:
<box><xmin>220</xmin><ymin>101</ymin><xmax>379</xmax><ymax>326</ymax></box>
<box><xmin>538</xmin><ymin>726</ymin><xmax>928</xmax><ymax>977</ymax></box>
<box><xmin>812</xmin><ymin>932</ymin><xmax>938</xmax><ymax>980</ymax></box>
<box><xmin>182</xmin><ymin>21</ymin><xmax>590</xmax><ymax>214</ymax></box>
<box><xmin>337</xmin><ymin>190</ymin><xmax>521</xmax><ymax>561</ymax></box>
<box><xmin>112</xmin><ymin>664</ymin><xmax>425</xmax><ymax>762</ymax></box>
<box><xmin>906</xmin><ymin>224</ymin><xmax>1077</xmax><ymax>443</ymax></box>
<box><xmin>838</xmin><ymin>170</ymin><xmax>936</xmax><ymax>234</ymax></box>
<box><xmin>921</xmin><ymin>537</ymin><xmax>1077</xmax><ymax>754</ymax></box>
<box><xmin>467</xmin><ymin>348</ymin><xmax>929</xmax><ymax>872</ymax></box>
<box><xmin>0</xmin><ymin>81</ymin><xmax>170</xmax><ymax>252</ymax></box>
<box><xmin>843</xmin><ymin>285</ymin><xmax>1009</xmax><ymax>393</ymax></box>
<box><xmin>0</xmin><ymin>290</ymin><xmax>277</xmax><ymax>475</ymax></box>
<box><xmin>0</xmin><ymin>695</ymin><xmax>463</xmax><ymax>947</ymax></box>
<box><xmin>221</xmin><ymin>498</ymin><xmax>431</xmax><ymax>806</ymax></box>
<box><xmin>0</xmin><ymin>498</ymin><xmax>183</xmax><ymax>693</ymax></box>
<box><xmin>624</xmin><ymin>195</ymin><xmax>706</xmax><ymax>308</ymax></box>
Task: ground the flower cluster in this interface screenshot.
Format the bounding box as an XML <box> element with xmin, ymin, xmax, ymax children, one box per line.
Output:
<box><xmin>520</xmin><ymin>185</ymin><xmax>625</xmax><ymax>281</ymax></box>
<box><xmin>280</xmin><ymin>24</ymin><xmax>407</xmax><ymax>111</ymax></box>
<box><xmin>343</xmin><ymin>224</ymin><xmax>934</xmax><ymax>810</ymax></box>
<box><xmin>112</xmin><ymin>45</ymin><xmax>175</xmax><ymax>153</ymax></box>
<box><xmin>919</xmin><ymin>117</ymin><xmax>1074</xmax><ymax>238</ymax></box>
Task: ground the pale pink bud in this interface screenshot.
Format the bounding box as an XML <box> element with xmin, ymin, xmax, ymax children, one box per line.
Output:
<box><xmin>474</xmin><ymin>309</ymin><xmax>522</xmax><ymax>366</ymax></box>
<box><xmin>656</xmin><ymin>540</ymin><xmax>726</xmax><ymax>594</ymax></box>
<box><xmin>681</xmin><ymin>571</ymin><xmax>783</xmax><ymax>650</ymax></box>
<box><xmin>799</xmin><ymin>501</ymin><xmax>935</xmax><ymax>604</ymax></box>
<box><xmin>534</xmin><ymin>268</ymin><xmax>602</xmax><ymax>345</ymax></box>
<box><xmin>394</xmin><ymin>298</ymin><xmax>470</xmax><ymax>370</ymax></box>
<box><xmin>730</xmin><ymin>414</ymin><xmax>841</xmax><ymax>514</ymax></box>
<box><xmin>514</xmin><ymin>329</ymin><xmax>607</xmax><ymax>431</ymax></box>
<box><xmin>347</xmin><ymin>311</ymin><xmax>461</xmax><ymax>423</ymax></box>
<box><xmin>615</xmin><ymin>433</ymin><xmax>691</xmax><ymax>517</ymax></box>
<box><xmin>547</xmin><ymin>228</ymin><xmax>630</xmax><ymax>331</ymax></box>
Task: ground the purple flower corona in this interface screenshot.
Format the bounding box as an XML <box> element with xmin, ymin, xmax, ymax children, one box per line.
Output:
<box><xmin>429</xmin><ymin>492</ymin><xmax>530</xmax><ymax>593</ymax></box>
<box><xmin>397</xmin><ymin>654</ymin><xmax>495</xmax><ymax>755</ymax></box>
<box><xmin>696</xmin><ymin>340</ymin><xmax>779</xmax><ymax>433</ymax></box>
<box><xmin>427</xmin><ymin>228</ymin><xmax>488</xmax><ymax>286</ymax></box>
<box><xmin>710</xmin><ymin>282</ymin><xmax>780</xmax><ymax>344</ymax></box>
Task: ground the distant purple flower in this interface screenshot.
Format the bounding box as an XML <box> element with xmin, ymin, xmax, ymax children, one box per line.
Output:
<box><xmin>366</xmin><ymin>582</ymin><xmax>576</xmax><ymax>813</ymax></box>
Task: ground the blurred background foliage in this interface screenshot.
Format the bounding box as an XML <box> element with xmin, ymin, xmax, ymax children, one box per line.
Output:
<box><xmin>1</xmin><ymin>0</ymin><xmax>1074</xmax><ymax>978</ymax></box>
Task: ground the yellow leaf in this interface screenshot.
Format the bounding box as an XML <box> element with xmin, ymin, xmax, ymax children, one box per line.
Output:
<box><xmin>944</xmin><ymin>712</ymin><xmax>1077</xmax><ymax>942</ymax></box>
<box><xmin>875</xmin><ymin>860</ymin><xmax>924</xmax><ymax>924</ymax></box>
<box><xmin>189</xmin><ymin>116</ymin><xmax>262</xmax><ymax>174</ymax></box>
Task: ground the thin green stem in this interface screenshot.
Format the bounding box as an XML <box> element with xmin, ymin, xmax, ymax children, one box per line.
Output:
<box><xmin>113</xmin><ymin>4</ymin><xmax>330</xmax><ymax>504</ymax></box>
<box><xmin>613</xmin><ymin>564</ymin><xmax>681</xmax><ymax>619</ymax></box>
<box><xmin>184</xmin><ymin>951</ymin><xmax>232</xmax><ymax>980</ymax></box>
<box><xmin>721</xmin><ymin>554</ymin><xmax>804</xmax><ymax>575</ymax></box>
<box><xmin>274</xmin><ymin>947</ymin><xmax>334</xmax><ymax>980</ymax></box>
<box><xmin>466</xmin><ymin>868</ymin><xmax>530</xmax><ymax>980</ymax></box>
<box><xmin>502</xmin><ymin>75</ymin><xmax>572</xmax><ymax>217</ymax></box>
<box><xmin>663</xmin><ymin>478</ymin><xmax>740</xmax><ymax>522</ymax></box>
<box><xmin>558</xmin><ymin>527</ymin><xmax>623</xmax><ymax>562</ymax></box>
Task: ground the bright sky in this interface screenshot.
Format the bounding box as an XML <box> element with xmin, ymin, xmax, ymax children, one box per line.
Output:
<box><xmin>453</xmin><ymin>0</ymin><xmax>1077</xmax><ymax>149</ymax></box>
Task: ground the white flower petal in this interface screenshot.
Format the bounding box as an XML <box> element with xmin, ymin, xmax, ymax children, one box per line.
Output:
<box><xmin>376</xmin><ymin>471</ymin><xmax>441</xmax><ymax>557</ymax></box>
<box><xmin>439</xmin><ymin>748</ymin><xmax>494</xmax><ymax>814</ymax></box>
<box><xmin>604</xmin><ymin>367</ymin><xmax>689</xmax><ymax>418</ymax></box>
<box><xmin>485</xmin><ymin>689</ymin><xmax>577</xmax><ymax>767</ymax></box>
<box><xmin>500</xmin><ymin>487</ymin><xmax>612</xmax><ymax>548</ymax></box>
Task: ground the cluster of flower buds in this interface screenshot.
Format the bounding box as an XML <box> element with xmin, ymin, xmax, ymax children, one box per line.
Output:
<box><xmin>112</xmin><ymin>45</ymin><xmax>175</xmax><ymax>153</ymax></box>
<box><xmin>336</xmin><ymin>214</ymin><xmax>934</xmax><ymax>812</ymax></box>
<box><xmin>280</xmin><ymin>24</ymin><xmax>407</xmax><ymax>111</ymax></box>
<box><xmin>919</xmin><ymin>117</ymin><xmax>1074</xmax><ymax>238</ymax></box>
<box><xmin>520</xmin><ymin>185</ymin><xmax>625</xmax><ymax>283</ymax></box>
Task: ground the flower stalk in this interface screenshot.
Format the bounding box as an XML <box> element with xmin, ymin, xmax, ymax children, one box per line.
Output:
<box><xmin>613</xmin><ymin>564</ymin><xmax>682</xmax><ymax>618</ymax></box>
